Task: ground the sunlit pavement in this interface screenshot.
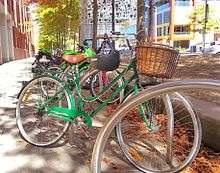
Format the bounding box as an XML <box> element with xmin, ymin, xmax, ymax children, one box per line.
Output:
<box><xmin>0</xmin><ymin>58</ymin><xmax>141</xmax><ymax>173</ymax></box>
<box><xmin>0</xmin><ymin>58</ymin><xmax>33</xmax><ymax>108</ymax></box>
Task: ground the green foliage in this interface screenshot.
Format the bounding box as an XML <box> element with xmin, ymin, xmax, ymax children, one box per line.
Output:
<box><xmin>190</xmin><ymin>4</ymin><xmax>220</xmax><ymax>33</ymax></box>
<box><xmin>35</xmin><ymin>0</ymin><xmax>80</xmax><ymax>50</ymax></box>
<box><xmin>84</xmin><ymin>48</ymin><xmax>96</xmax><ymax>58</ymax></box>
<box><xmin>176</xmin><ymin>47</ymin><xmax>187</xmax><ymax>53</ymax></box>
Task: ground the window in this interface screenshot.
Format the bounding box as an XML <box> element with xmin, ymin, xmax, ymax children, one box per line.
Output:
<box><xmin>163</xmin><ymin>26</ymin><xmax>170</xmax><ymax>35</ymax></box>
<box><xmin>157</xmin><ymin>27</ymin><xmax>162</xmax><ymax>36</ymax></box>
<box><xmin>175</xmin><ymin>0</ymin><xmax>190</xmax><ymax>1</ymax></box>
<box><xmin>174</xmin><ymin>25</ymin><xmax>190</xmax><ymax>35</ymax></box>
<box><xmin>174</xmin><ymin>40</ymin><xmax>190</xmax><ymax>48</ymax></box>
<box><xmin>157</xmin><ymin>3</ymin><xmax>169</xmax><ymax>11</ymax></box>
<box><xmin>175</xmin><ymin>0</ymin><xmax>191</xmax><ymax>6</ymax></box>
<box><xmin>157</xmin><ymin>13</ymin><xmax>163</xmax><ymax>25</ymax></box>
<box><xmin>163</xmin><ymin>11</ymin><xmax>170</xmax><ymax>23</ymax></box>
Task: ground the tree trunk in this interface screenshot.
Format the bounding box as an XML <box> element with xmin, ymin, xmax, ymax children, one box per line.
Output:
<box><xmin>79</xmin><ymin>0</ymin><xmax>88</xmax><ymax>45</ymax></box>
<box><xmin>137</xmin><ymin>0</ymin><xmax>145</xmax><ymax>44</ymax></box>
<box><xmin>92</xmin><ymin>0</ymin><xmax>98</xmax><ymax>50</ymax></box>
<box><xmin>148</xmin><ymin>0</ymin><xmax>154</xmax><ymax>42</ymax></box>
<box><xmin>74</xmin><ymin>32</ymin><xmax>76</xmax><ymax>50</ymax></box>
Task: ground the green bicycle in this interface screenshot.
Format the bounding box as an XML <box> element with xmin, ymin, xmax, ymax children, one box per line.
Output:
<box><xmin>16</xmin><ymin>43</ymin><xmax>202</xmax><ymax>173</ymax></box>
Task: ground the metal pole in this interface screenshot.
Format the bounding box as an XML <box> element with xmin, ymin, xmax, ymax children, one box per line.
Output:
<box><xmin>203</xmin><ymin>0</ymin><xmax>208</xmax><ymax>53</ymax></box>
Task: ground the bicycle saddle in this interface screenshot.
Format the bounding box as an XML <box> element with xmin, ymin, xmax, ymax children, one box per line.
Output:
<box><xmin>62</xmin><ymin>54</ymin><xmax>86</xmax><ymax>64</ymax></box>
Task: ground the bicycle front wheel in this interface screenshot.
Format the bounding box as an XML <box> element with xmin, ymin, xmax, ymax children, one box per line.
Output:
<box><xmin>116</xmin><ymin>92</ymin><xmax>202</xmax><ymax>173</ymax></box>
<box><xmin>16</xmin><ymin>76</ymin><xmax>71</xmax><ymax>147</ymax></box>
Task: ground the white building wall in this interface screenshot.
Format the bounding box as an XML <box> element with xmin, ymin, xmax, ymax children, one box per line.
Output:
<box><xmin>81</xmin><ymin>0</ymin><xmax>137</xmax><ymax>40</ymax></box>
<box><xmin>174</xmin><ymin>5</ymin><xmax>193</xmax><ymax>25</ymax></box>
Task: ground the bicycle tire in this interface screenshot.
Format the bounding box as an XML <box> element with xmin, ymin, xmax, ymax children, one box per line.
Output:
<box><xmin>115</xmin><ymin>92</ymin><xmax>202</xmax><ymax>173</ymax></box>
<box><xmin>16</xmin><ymin>76</ymin><xmax>71</xmax><ymax>147</ymax></box>
<box><xmin>91</xmin><ymin>80</ymin><xmax>220</xmax><ymax>173</ymax></box>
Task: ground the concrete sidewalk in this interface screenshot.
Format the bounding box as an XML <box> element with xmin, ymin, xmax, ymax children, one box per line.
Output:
<box><xmin>0</xmin><ymin>58</ymin><xmax>34</xmax><ymax>108</ymax></box>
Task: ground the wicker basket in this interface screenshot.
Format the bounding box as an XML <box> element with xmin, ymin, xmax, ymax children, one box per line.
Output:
<box><xmin>136</xmin><ymin>43</ymin><xmax>180</xmax><ymax>79</ymax></box>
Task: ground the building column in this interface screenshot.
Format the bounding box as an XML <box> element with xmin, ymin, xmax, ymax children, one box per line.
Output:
<box><xmin>7</xmin><ymin>19</ymin><xmax>14</xmax><ymax>61</ymax></box>
<box><xmin>0</xmin><ymin>0</ymin><xmax>14</xmax><ymax>62</ymax></box>
<box><xmin>0</xmin><ymin>0</ymin><xmax>10</xmax><ymax>62</ymax></box>
<box><xmin>0</xmin><ymin>14</ymin><xmax>10</xmax><ymax>62</ymax></box>
<box><xmin>28</xmin><ymin>39</ymin><xmax>33</xmax><ymax>57</ymax></box>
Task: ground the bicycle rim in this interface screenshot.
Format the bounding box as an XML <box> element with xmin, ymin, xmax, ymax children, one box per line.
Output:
<box><xmin>16</xmin><ymin>76</ymin><xmax>71</xmax><ymax>147</ymax></box>
<box><xmin>116</xmin><ymin>92</ymin><xmax>201</xmax><ymax>173</ymax></box>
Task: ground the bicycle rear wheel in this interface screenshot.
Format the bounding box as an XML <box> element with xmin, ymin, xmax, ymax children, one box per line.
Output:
<box><xmin>115</xmin><ymin>92</ymin><xmax>202</xmax><ymax>173</ymax></box>
<box><xmin>16</xmin><ymin>76</ymin><xmax>71</xmax><ymax>147</ymax></box>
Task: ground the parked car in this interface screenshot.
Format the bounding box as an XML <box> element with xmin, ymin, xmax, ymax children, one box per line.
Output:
<box><xmin>193</xmin><ymin>42</ymin><xmax>220</xmax><ymax>54</ymax></box>
<box><xmin>205</xmin><ymin>42</ymin><xmax>220</xmax><ymax>54</ymax></box>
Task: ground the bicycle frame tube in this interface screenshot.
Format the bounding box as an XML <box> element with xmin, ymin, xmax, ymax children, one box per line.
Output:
<box><xmin>44</xmin><ymin>58</ymin><xmax>147</xmax><ymax>128</ymax></box>
<box><xmin>90</xmin><ymin>73</ymin><xmax>138</xmax><ymax>117</ymax></box>
<box><xmin>64</xmin><ymin>61</ymin><xmax>91</xmax><ymax>84</ymax></box>
<box><xmin>34</xmin><ymin>75</ymin><xmax>79</xmax><ymax>122</ymax></box>
<box><xmin>59</xmin><ymin>58</ymin><xmax>140</xmax><ymax>122</ymax></box>
<box><xmin>61</xmin><ymin>62</ymin><xmax>93</xmax><ymax>126</ymax></box>
<box><xmin>80</xmin><ymin>58</ymin><xmax>139</xmax><ymax>103</ymax></box>
<box><xmin>89</xmin><ymin>58</ymin><xmax>140</xmax><ymax>117</ymax></box>
<box><xmin>82</xmin><ymin>57</ymin><xmax>156</xmax><ymax>129</ymax></box>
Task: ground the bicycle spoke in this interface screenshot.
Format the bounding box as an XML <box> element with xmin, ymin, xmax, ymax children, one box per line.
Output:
<box><xmin>17</xmin><ymin>76</ymin><xmax>70</xmax><ymax>146</ymax></box>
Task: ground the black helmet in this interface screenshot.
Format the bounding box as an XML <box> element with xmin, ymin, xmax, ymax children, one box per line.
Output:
<box><xmin>96</xmin><ymin>39</ymin><xmax>120</xmax><ymax>71</ymax></box>
<box><xmin>96</xmin><ymin>49</ymin><xmax>120</xmax><ymax>71</ymax></box>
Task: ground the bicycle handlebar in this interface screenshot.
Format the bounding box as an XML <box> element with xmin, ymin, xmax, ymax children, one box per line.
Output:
<box><xmin>96</xmin><ymin>32</ymin><xmax>126</xmax><ymax>39</ymax></box>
